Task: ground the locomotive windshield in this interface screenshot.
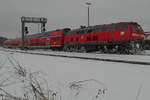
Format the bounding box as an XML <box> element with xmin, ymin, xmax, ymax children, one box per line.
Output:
<box><xmin>132</xmin><ymin>24</ymin><xmax>144</xmax><ymax>33</ymax></box>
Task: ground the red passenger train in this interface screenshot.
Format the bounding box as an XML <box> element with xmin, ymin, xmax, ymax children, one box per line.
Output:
<box><xmin>3</xmin><ymin>22</ymin><xmax>145</xmax><ymax>54</ymax></box>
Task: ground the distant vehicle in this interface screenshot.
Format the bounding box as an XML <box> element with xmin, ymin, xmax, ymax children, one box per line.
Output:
<box><xmin>3</xmin><ymin>22</ymin><xmax>145</xmax><ymax>54</ymax></box>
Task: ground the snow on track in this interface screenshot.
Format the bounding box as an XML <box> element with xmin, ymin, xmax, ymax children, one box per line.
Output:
<box><xmin>2</xmin><ymin>48</ymin><xmax>150</xmax><ymax>66</ymax></box>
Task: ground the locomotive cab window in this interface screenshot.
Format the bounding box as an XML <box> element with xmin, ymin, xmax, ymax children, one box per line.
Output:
<box><xmin>116</xmin><ymin>24</ymin><xmax>128</xmax><ymax>30</ymax></box>
<box><xmin>132</xmin><ymin>24</ymin><xmax>143</xmax><ymax>33</ymax></box>
<box><xmin>109</xmin><ymin>25</ymin><xmax>116</xmax><ymax>31</ymax></box>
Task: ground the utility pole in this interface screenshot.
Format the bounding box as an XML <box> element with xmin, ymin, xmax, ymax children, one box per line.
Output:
<box><xmin>21</xmin><ymin>17</ymin><xmax>25</xmax><ymax>49</ymax></box>
<box><xmin>85</xmin><ymin>2</ymin><xmax>91</xmax><ymax>27</ymax></box>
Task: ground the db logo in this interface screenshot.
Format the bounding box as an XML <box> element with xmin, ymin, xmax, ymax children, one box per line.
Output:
<box><xmin>81</xmin><ymin>36</ymin><xmax>84</xmax><ymax>39</ymax></box>
<box><xmin>120</xmin><ymin>32</ymin><xmax>125</xmax><ymax>36</ymax></box>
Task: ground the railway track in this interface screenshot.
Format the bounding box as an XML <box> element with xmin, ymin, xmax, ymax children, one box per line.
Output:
<box><xmin>1</xmin><ymin>48</ymin><xmax>150</xmax><ymax>66</ymax></box>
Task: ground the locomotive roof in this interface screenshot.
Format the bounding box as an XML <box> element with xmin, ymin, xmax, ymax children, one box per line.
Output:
<box><xmin>65</xmin><ymin>22</ymin><xmax>139</xmax><ymax>34</ymax></box>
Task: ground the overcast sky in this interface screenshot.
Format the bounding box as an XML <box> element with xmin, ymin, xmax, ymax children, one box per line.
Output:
<box><xmin>0</xmin><ymin>0</ymin><xmax>150</xmax><ymax>38</ymax></box>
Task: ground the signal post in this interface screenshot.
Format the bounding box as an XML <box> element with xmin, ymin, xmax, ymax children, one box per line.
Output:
<box><xmin>21</xmin><ymin>16</ymin><xmax>47</xmax><ymax>49</ymax></box>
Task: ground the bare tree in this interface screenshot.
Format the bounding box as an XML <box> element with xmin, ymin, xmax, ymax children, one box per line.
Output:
<box><xmin>0</xmin><ymin>53</ymin><xmax>108</xmax><ymax>100</ymax></box>
<box><xmin>0</xmin><ymin>53</ymin><xmax>50</xmax><ymax>100</ymax></box>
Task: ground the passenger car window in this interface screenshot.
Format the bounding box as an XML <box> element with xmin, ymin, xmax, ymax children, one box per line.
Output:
<box><xmin>52</xmin><ymin>36</ymin><xmax>60</xmax><ymax>40</ymax></box>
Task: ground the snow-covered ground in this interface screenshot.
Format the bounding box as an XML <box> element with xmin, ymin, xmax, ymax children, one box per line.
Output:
<box><xmin>0</xmin><ymin>49</ymin><xmax>150</xmax><ymax>100</ymax></box>
<box><xmin>3</xmin><ymin>47</ymin><xmax>150</xmax><ymax>64</ymax></box>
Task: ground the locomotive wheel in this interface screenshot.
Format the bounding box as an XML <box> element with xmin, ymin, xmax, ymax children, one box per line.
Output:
<box><xmin>97</xmin><ymin>46</ymin><xmax>105</xmax><ymax>53</ymax></box>
<box><xmin>79</xmin><ymin>46</ymin><xmax>87</xmax><ymax>53</ymax></box>
<box><xmin>69</xmin><ymin>47</ymin><xmax>74</xmax><ymax>52</ymax></box>
<box><xmin>128</xmin><ymin>42</ymin><xmax>142</xmax><ymax>54</ymax></box>
<box><xmin>118</xmin><ymin>45</ymin><xmax>128</xmax><ymax>54</ymax></box>
<box><xmin>63</xmin><ymin>45</ymin><xmax>68</xmax><ymax>52</ymax></box>
<box><xmin>66</xmin><ymin>47</ymin><xmax>71</xmax><ymax>52</ymax></box>
<box><xmin>74</xmin><ymin>46</ymin><xmax>79</xmax><ymax>52</ymax></box>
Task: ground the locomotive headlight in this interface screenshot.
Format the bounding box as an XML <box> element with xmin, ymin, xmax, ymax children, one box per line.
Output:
<box><xmin>120</xmin><ymin>31</ymin><xmax>125</xmax><ymax>36</ymax></box>
<box><xmin>140</xmin><ymin>34</ymin><xmax>145</xmax><ymax>38</ymax></box>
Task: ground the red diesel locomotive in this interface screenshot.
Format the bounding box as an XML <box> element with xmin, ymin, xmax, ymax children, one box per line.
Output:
<box><xmin>3</xmin><ymin>22</ymin><xmax>145</xmax><ymax>54</ymax></box>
